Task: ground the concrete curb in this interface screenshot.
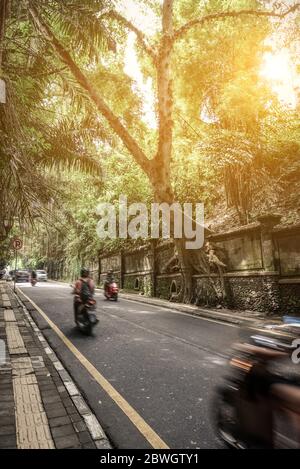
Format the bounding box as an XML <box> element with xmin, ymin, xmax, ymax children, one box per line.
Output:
<box><xmin>14</xmin><ymin>287</ymin><xmax>112</xmax><ymax>450</ymax></box>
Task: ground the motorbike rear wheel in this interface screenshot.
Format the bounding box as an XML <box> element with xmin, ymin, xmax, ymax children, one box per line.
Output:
<box><xmin>76</xmin><ymin>318</ymin><xmax>92</xmax><ymax>335</ymax></box>
<box><xmin>75</xmin><ymin>305</ymin><xmax>92</xmax><ymax>335</ymax></box>
<box><xmin>213</xmin><ymin>387</ymin><xmax>244</xmax><ymax>449</ymax></box>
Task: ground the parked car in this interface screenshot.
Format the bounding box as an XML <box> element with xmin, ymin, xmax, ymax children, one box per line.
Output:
<box><xmin>15</xmin><ymin>270</ymin><xmax>30</xmax><ymax>283</ymax></box>
<box><xmin>36</xmin><ymin>270</ymin><xmax>47</xmax><ymax>282</ymax></box>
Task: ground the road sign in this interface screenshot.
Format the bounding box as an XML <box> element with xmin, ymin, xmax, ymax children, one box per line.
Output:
<box><xmin>12</xmin><ymin>238</ymin><xmax>22</xmax><ymax>292</ymax></box>
<box><xmin>11</xmin><ymin>238</ymin><xmax>23</xmax><ymax>250</ymax></box>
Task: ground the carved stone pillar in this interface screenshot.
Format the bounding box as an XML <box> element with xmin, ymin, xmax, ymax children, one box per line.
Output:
<box><xmin>257</xmin><ymin>214</ymin><xmax>281</xmax><ymax>272</ymax></box>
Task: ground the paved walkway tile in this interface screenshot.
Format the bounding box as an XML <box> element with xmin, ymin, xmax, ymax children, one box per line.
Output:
<box><xmin>5</xmin><ymin>323</ymin><xmax>27</xmax><ymax>355</ymax></box>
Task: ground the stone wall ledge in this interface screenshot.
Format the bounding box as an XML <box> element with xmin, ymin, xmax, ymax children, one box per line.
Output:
<box><xmin>99</xmin><ymin>270</ymin><xmax>121</xmax><ymax>275</ymax></box>
<box><xmin>156</xmin><ymin>273</ymin><xmax>182</xmax><ymax>279</ymax></box>
<box><xmin>279</xmin><ymin>277</ymin><xmax>300</xmax><ymax>284</ymax></box>
<box><xmin>208</xmin><ymin>222</ymin><xmax>260</xmax><ymax>240</ymax></box>
<box><xmin>122</xmin><ymin>270</ymin><xmax>282</xmax><ymax>278</ymax></box>
<box><xmin>123</xmin><ymin>270</ymin><xmax>153</xmax><ymax>276</ymax></box>
<box><xmin>273</xmin><ymin>222</ymin><xmax>300</xmax><ymax>235</ymax></box>
<box><xmin>193</xmin><ymin>271</ymin><xmax>280</xmax><ymax>278</ymax></box>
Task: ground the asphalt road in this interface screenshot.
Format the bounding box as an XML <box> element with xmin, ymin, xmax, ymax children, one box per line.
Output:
<box><xmin>18</xmin><ymin>281</ymin><xmax>240</xmax><ymax>449</ymax></box>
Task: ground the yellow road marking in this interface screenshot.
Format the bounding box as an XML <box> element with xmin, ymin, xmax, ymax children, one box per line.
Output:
<box><xmin>18</xmin><ymin>288</ymin><xmax>169</xmax><ymax>450</ymax></box>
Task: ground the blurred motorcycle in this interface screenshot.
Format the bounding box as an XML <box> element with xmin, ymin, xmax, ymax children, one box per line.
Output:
<box><xmin>70</xmin><ymin>284</ymin><xmax>98</xmax><ymax>335</ymax></box>
<box><xmin>104</xmin><ymin>281</ymin><xmax>118</xmax><ymax>301</ymax></box>
<box><xmin>214</xmin><ymin>318</ymin><xmax>300</xmax><ymax>448</ymax></box>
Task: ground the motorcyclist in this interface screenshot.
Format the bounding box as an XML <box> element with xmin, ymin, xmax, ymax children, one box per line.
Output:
<box><xmin>31</xmin><ymin>269</ymin><xmax>37</xmax><ymax>285</ymax></box>
<box><xmin>104</xmin><ymin>269</ymin><xmax>114</xmax><ymax>293</ymax></box>
<box><xmin>73</xmin><ymin>268</ymin><xmax>95</xmax><ymax>321</ymax></box>
<box><xmin>31</xmin><ymin>269</ymin><xmax>37</xmax><ymax>280</ymax></box>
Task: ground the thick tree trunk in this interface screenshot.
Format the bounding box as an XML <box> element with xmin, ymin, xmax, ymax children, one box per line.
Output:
<box><xmin>155</xmin><ymin>0</ymin><xmax>173</xmax><ymax>181</ymax></box>
<box><xmin>151</xmin><ymin>180</ymin><xmax>198</xmax><ymax>304</ymax></box>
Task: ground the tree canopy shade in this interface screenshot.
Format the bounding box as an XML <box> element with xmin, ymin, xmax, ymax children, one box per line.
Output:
<box><xmin>0</xmin><ymin>0</ymin><xmax>109</xmax><ymax>238</ymax></box>
<box><xmin>1</xmin><ymin>0</ymin><xmax>299</xmax><ymax>300</ymax></box>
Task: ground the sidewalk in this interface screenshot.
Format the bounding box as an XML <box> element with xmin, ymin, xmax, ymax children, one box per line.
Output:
<box><xmin>119</xmin><ymin>292</ymin><xmax>282</xmax><ymax>325</ymax></box>
<box><xmin>0</xmin><ymin>281</ymin><xmax>111</xmax><ymax>449</ymax></box>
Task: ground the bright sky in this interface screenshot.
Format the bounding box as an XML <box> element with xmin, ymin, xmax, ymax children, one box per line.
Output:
<box><xmin>124</xmin><ymin>32</ymin><xmax>157</xmax><ymax>128</ymax></box>
<box><xmin>119</xmin><ymin>0</ymin><xmax>158</xmax><ymax>128</ymax></box>
<box><xmin>117</xmin><ymin>0</ymin><xmax>160</xmax><ymax>35</ymax></box>
<box><xmin>260</xmin><ymin>48</ymin><xmax>300</xmax><ymax>108</ymax></box>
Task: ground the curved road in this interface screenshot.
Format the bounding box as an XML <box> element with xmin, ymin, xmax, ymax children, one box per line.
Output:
<box><xmin>19</xmin><ymin>282</ymin><xmax>239</xmax><ymax>449</ymax></box>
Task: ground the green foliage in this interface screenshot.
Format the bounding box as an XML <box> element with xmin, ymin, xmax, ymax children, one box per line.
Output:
<box><xmin>1</xmin><ymin>0</ymin><xmax>299</xmax><ymax>273</ymax></box>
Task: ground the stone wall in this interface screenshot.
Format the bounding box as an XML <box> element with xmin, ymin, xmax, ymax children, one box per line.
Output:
<box><xmin>123</xmin><ymin>273</ymin><xmax>153</xmax><ymax>297</ymax></box>
<box><xmin>216</xmin><ymin>230</ymin><xmax>262</xmax><ymax>271</ymax></box>
<box><xmin>155</xmin><ymin>274</ymin><xmax>182</xmax><ymax>300</ymax></box>
<box><xmin>279</xmin><ymin>280</ymin><xmax>300</xmax><ymax>313</ymax></box>
<box><xmin>123</xmin><ymin>248</ymin><xmax>153</xmax><ymax>274</ymax></box>
<box><xmin>276</xmin><ymin>232</ymin><xmax>300</xmax><ymax>276</ymax></box>
<box><xmin>225</xmin><ymin>274</ymin><xmax>280</xmax><ymax>313</ymax></box>
<box><xmin>90</xmin><ymin>219</ymin><xmax>300</xmax><ymax>315</ymax></box>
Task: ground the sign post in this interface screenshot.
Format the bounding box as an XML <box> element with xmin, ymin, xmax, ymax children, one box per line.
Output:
<box><xmin>11</xmin><ymin>238</ymin><xmax>23</xmax><ymax>292</ymax></box>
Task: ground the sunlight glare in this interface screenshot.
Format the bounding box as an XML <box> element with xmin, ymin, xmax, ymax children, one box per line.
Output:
<box><xmin>118</xmin><ymin>0</ymin><xmax>158</xmax><ymax>129</ymax></box>
<box><xmin>124</xmin><ymin>33</ymin><xmax>157</xmax><ymax>129</ymax></box>
<box><xmin>260</xmin><ymin>49</ymin><xmax>300</xmax><ymax>108</ymax></box>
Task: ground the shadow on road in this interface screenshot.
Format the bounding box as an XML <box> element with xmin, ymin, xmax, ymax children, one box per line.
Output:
<box><xmin>65</xmin><ymin>326</ymin><xmax>100</xmax><ymax>341</ymax></box>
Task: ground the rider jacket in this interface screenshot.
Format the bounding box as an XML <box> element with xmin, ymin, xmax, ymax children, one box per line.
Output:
<box><xmin>74</xmin><ymin>277</ymin><xmax>95</xmax><ymax>303</ymax></box>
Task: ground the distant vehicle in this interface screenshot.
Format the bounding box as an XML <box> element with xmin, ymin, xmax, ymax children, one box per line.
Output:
<box><xmin>104</xmin><ymin>281</ymin><xmax>119</xmax><ymax>301</ymax></box>
<box><xmin>36</xmin><ymin>270</ymin><xmax>48</xmax><ymax>282</ymax></box>
<box><xmin>15</xmin><ymin>270</ymin><xmax>30</xmax><ymax>283</ymax></box>
<box><xmin>0</xmin><ymin>269</ymin><xmax>5</xmax><ymax>279</ymax></box>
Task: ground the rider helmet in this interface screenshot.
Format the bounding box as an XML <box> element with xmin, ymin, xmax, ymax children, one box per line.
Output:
<box><xmin>80</xmin><ymin>268</ymin><xmax>90</xmax><ymax>278</ymax></box>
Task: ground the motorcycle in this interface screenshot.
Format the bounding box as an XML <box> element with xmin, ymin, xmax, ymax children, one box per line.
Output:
<box><xmin>31</xmin><ymin>277</ymin><xmax>37</xmax><ymax>286</ymax></box>
<box><xmin>214</xmin><ymin>318</ymin><xmax>300</xmax><ymax>449</ymax></box>
<box><xmin>71</xmin><ymin>285</ymin><xmax>99</xmax><ymax>335</ymax></box>
<box><xmin>104</xmin><ymin>281</ymin><xmax>118</xmax><ymax>301</ymax></box>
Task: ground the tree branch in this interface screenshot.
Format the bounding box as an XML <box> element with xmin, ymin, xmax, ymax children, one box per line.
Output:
<box><xmin>173</xmin><ymin>3</ymin><xmax>300</xmax><ymax>42</ymax></box>
<box><xmin>28</xmin><ymin>2</ymin><xmax>152</xmax><ymax>176</ymax></box>
<box><xmin>101</xmin><ymin>10</ymin><xmax>158</xmax><ymax>64</ymax></box>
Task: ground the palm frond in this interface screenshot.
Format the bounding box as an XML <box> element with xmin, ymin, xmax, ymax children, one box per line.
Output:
<box><xmin>40</xmin><ymin>0</ymin><xmax>116</xmax><ymax>62</ymax></box>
